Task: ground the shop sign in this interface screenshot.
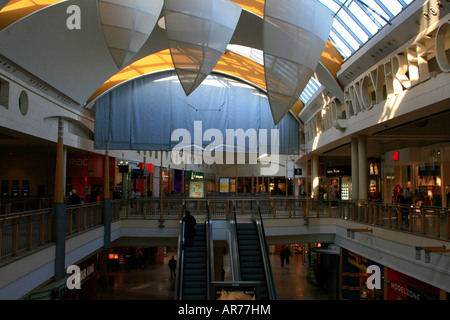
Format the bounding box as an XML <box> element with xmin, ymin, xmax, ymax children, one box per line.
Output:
<box><xmin>389</xmin><ymin>280</ymin><xmax>426</xmax><ymax>300</ymax></box>
<box><xmin>387</xmin><ymin>268</ymin><xmax>439</xmax><ymax>300</ymax></box>
<box><xmin>326</xmin><ymin>166</ymin><xmax>351</xmax><ymax>177</ymax></box>
<box><xmin>187</xmin><ymin>171</ymin><xmax>204</xmax><ymax>180</ymax></box>
<box><xmin>393</xmin><ymin>151</ymin><xmax>399</xmax><ymax>162</ymax></box>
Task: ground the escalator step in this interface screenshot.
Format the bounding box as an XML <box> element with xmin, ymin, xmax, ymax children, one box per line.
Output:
<box><xmin>239</xmin><ymin>240</ymin><xmax>259</xmax><ymax>246</ymax></box>
<box><xmin>241</xmin><ymin>267</ymin><xmax>264</xmax><ymax>274</ymax></box>
<box><xmin>183</xmin><ymin>274</ymin><xmax>206</xmax><ymax>281</ymax></box>
<box><xmin>238</xmin><ymin>234</ymin><xmax>258</xmax><ymax>240</ymax></box>
<box><xmin>240</xmin><ymin>255</ymin><xmax>262</xmax><ymax>261</ymax></box>
<box><xmin>239</xmin><ymin>245</ymin><xmax>260</xmax><ymax>251</ymax></box>
<box><xmin>184</xmin><ymin>281</ymin><xmax>206</xmax><ymax>288</ymax></box>
<box><xmin>184</xmin><ymin>287</ymin><xmax>207</xmax><ymax>295</ymax></box>
<box><xmin>184</xmin><ymin>263</ymin><xmax>206</xmax><ymax>270</ymax></box>
<box><xmin>184</xmin><ymin>294</ymin><xmax>207</xmax><ymax>300</ymax></box>
<box><xmin>239</xmin><ymin>252</ymin><xmax>260</xmax><ymax>258</ymax></box>
<box><xmin>184</xmin><ymin>257</ymin><xmax>206</xmax><ymax>264</ymax></box>
<box><xmin>237</xmin><ymin>223</ymin><xmax>256</xmax><ymax>229</ymax></box>
<box><xmin>185</xmin><ymin>247</ymin><xmax>206</xmax><ymax>253</ymax></box>
<box><xmin>242</xmin><ymin>274</ymin><xmax>265</xmax><ymax>281</ymax></box>
<box><xmin>184</xmin><ymin>268</ymin><xmax>206</xmax><ymax>275</ymax></box>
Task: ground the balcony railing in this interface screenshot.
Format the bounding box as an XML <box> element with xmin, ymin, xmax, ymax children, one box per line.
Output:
<box><xmin>1</xmin><ymin>197</ymin><xmax>449</xmax><ymax>261</ymax></box>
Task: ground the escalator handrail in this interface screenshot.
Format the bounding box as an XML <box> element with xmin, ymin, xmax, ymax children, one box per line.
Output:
<box><xmin>206</xmin><ymin>200</ymin><xmax>214</xmax><ymax>300</ymax></box>
<box><xmin>229</xmin><ymin>200</ymin><xmax>241</xmax><ymax>281</ymax></box>
<box><xmin>255</xmin><ymin>200</ymin><xmax>277</xmax><ymax>300</ymax></box>
<box><xmin>174</xmin><ymin>200</ymin><xmax>186</xmax><ymax>300</ymax></box>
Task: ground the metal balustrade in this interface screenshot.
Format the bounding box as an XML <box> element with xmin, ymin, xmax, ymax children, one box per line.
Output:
<box><xmin>0</xmin><ymin>197</ymin><xmax>449</xmax><ymax>261</ymax></box>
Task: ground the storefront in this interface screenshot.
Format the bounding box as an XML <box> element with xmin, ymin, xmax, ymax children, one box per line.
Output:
<box><xmin>369</xmin><ymin>159</ymin><xmax>381</xmax><ymax>202</ymax></box>
<box><xmin>325</xmin><ymin>166</ymin><xmax>351</xmax><ymax>201</ymax></box>
<box><xmin>385</xmin><ymin>144</ymin><xmax>449</xmax><ymax>206</ymax></box>
<box><xmin>387</xmin><ymin>268</ymin><xmax>440</xmax><ymax>300</ymax></box>
<box><xmin>66</xmin><ymin>154</ymin><xmax>116</xmax><ymax>203</ymax></box>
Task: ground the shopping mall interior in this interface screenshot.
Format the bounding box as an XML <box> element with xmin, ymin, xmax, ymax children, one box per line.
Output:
<box><xmin>0</xmin><ymin>0</ymin><xmax>449</xmax><ymax>306</ymax></box>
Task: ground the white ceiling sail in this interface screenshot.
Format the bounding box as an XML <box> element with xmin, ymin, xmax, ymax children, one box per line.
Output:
<box><xmin>263</xmin><ymin>0</ymin><xmax>333</xmax><ymax>124</ymax></box>
<box><xmin>163</xmin><ymin>0</ymin><xmax>242</xmax><ymax>96</ymax></box>
<box><xmin>98</xmin><ymin>0</ymin><xmax>163</xmax><ymax>69</ymax></box>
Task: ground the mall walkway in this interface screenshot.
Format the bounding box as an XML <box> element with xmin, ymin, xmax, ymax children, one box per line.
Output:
<box><xmin>96</xmin><ymin>251</ymin><xmax>329</xmax><ymax>300</ymax></box>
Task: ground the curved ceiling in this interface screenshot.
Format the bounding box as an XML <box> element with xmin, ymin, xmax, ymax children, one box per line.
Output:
<box><xmin>0</xmin><ymin>0</ymin><xmax>414</xmax><ymax>120</ymax></box>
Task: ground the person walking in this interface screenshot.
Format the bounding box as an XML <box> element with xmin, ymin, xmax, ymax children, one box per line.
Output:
<box><xmin>168</xmin><ymin>256</ymin><xmax>177</xmax><ymax>280</ymax></box>
<box><xmin>182</xmin><ymin>210</ymin><xmax>196</xmax><ymax>247</ymax></box>
<box><xmin>280</xmin><ymin>246</ymin><xmax>285</xmax><ymax>267</ymax></box>
<box><xmin>285</xmin><ymin>245</ymin><xmax>291</xmax><ymax>265</ymax></box>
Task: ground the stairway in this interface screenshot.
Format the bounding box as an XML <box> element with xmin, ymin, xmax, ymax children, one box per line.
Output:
<box><xmin>236</xmin><ymin>222</ymin><xmax>269</xmax><ymax>300</ymax></box>
<box><xmin>182</xmin><ymin>223</ymin><xmax>207</xmax><ymax>300</ymax></box>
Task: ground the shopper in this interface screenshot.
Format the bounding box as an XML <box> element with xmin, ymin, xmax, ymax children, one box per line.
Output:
<box><xmin>182</xmin><ymin>210</ymin><xmax>196</xmax><ymax>246</ymax></box>
<box><xmin>168</xmin><ymin>256</ymin><xmax>177</xmax><ymax>280</ymax></box>
<box><xmin>285</xmin><ymin>245</ymin><xmax>291</xmax><ymax>265</ymax></box>
<box><xmin>90</xmin><ymin>187</ymin><xmax>98</xmax><ymax>202</ymax></box>
<box><xmin>68</xmin><ymin>189</ymin><xmax>81</xmax><ymax>205</ymax></box>
<box><xmin>280</xmin><ymin>247</ymin><xmax>286</xmax><ymax>267</ymax></box>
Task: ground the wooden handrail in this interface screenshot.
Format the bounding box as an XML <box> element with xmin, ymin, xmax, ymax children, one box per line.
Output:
<box><xmin>1</xmin><ymin>198</ymin><xmax>448</xmax><ymax>261</ymax></box>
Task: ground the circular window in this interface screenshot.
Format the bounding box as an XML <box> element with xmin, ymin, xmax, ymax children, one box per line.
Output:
<box><xmin>18</xmin><ymin>90</ymin><xmax>28</xmax><ymax>115</ymax></box>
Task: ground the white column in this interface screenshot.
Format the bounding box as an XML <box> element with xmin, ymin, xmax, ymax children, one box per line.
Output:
<box><xmin>351</xmin><ymin>137</ymin><xmax>359</xmax><ymax>200</ymax></box>
<box><xmin>312</xmin><ymin>155</ymin><xmax>319</xmax><ymax>199</ymax></box>
<box><xmin>358</xmin><ymin>136</ymin><xmax>368</xmax><ymax>201</ymax></box>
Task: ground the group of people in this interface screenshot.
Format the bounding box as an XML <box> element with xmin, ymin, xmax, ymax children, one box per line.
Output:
<box><xmin>392</xmin><ymin>185</ymin><xmax>422</xmax><ymax>225</ymax></box>
<box><xmin>279</xmin><ymin>245</ymin><xmax>291</xmax><ymax>267</ymax></box>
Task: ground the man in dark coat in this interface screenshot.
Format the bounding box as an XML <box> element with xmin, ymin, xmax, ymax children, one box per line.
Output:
<box><xmin>182</xmin><ymin>210</ymin><xmax>196</xmax><ymax>246</ymax></box>
<box><xmin>68</xmin><ymin>189</ymin><xmax>81</xmax><ymax>205</ymax></box>
<box><xmin>168</xmin><ymin>256</ymin><xmax>177</xmax><ymax>280</ymax></box>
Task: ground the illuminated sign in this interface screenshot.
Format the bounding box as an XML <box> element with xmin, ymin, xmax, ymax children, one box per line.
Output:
<box><xmin>393</xmin><ymin>151</ymin><xmax>399</xmax><ymax>162</ymax></box>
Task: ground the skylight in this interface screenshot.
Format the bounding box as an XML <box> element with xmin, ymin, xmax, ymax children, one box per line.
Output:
<box><xmin>228</xmin><ymin>0</ymin><xmax>415</xmax><ymax>107</ymax></box>
<box><xmin>319</xmin><ymin>0</ymin><xmax>415</xmax><ymax>59</ymax></box>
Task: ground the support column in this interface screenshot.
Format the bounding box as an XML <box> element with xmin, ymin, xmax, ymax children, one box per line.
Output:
<box><xmin>358</xmin><ymin>136</ymin><xmax>368</xmax><ymax>201</ymax></box>
<box><xmin>159</xmin><ymin>151</ymin><xmax>165</xmax><ymax>228</ymax></box>
<box><xmin>53</xmin><ymin>117</ymin><xmax>66</xmax><ymax>281</ymax></box>
<box><xmin>351</xmin><ymin>137</ymin><xmax>359</xmax><ymax>200</ymax></box>
<box><xmin>143</xmin><ymin>154</ymin><xmax>147</xmax><ymax>198</ymax></box>
<box><xmin>312</xmin><ymin>155</ymin><xmax>319</xmax><ymax>199</ymax></box>
<box><xmin>103</xmin><ymin>141</ymin><xmax>111</xmax><ymax>249</ymax></box>
<box><xmin>235</xmin><ymin>164</ymin><xmax>238</xmax><ymax>196</ymax></box>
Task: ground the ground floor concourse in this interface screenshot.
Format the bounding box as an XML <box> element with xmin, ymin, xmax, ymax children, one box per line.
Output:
<box><xmin>95</xmin><ymin>250</ymin><xmax>328</xmax><ymax>300</ymax></box>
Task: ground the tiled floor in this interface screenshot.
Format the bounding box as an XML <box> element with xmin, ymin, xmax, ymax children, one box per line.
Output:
<box><xmin>96</xmin><ymin>251</ymin><xmax>328</xmax><ymax>300</ymax></box>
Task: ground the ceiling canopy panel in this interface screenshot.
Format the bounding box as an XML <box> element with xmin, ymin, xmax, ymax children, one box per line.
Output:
<box><xmin>0</xmin><ymin>0</ymin><xmax>415</xmax><ymax>122</ymax></box>
<box><xmin>164</xmin><ymin>0</ymin><xmax>242</xmax><ymax>96</ymax></box>
<box><xmin>98</xmin><ymin>0</ymin><xmax>163</xmax><ymax>69</ymax></box>
<box><xmin>263</xmin><ymin>0</ymin><xmax>333</xmax><ymax>124</ymax></box>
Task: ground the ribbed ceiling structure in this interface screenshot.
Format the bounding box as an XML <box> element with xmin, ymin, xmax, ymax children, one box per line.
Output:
<box><xmin>0</xmin><ymin>0</ymin><xmax>415</xmax><ymax>122</ymax></box>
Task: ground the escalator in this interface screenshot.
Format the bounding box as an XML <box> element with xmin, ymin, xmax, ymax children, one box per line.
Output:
<box><xmin>233</xmin><ymin>201</ymin><xmax>277</xmax><ymax>300</ymax></box>
<box><xmin>182</xmin><ymin>223</ymin><xmax>208</xmax><ymax>300</ymax></box>
<box><xmin>175</xmin><ymin>201</ymin><xmax>213</xmax><ymax>300</ymax></box>
<box><xmin>236</xmin><ymin>222</ymin><xmax>269</xmax><ymax>299</ymax></box>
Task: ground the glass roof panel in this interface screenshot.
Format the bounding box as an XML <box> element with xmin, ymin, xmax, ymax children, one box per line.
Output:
<box><xmin>319</xmin><ymin>0</ymin><xmax>415</xmax><ymax>59</ymax></box>
<box><xmin>229</xmin><ymin>0</ymin><xmax>415</xmax><ymax>110</ymax></box>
